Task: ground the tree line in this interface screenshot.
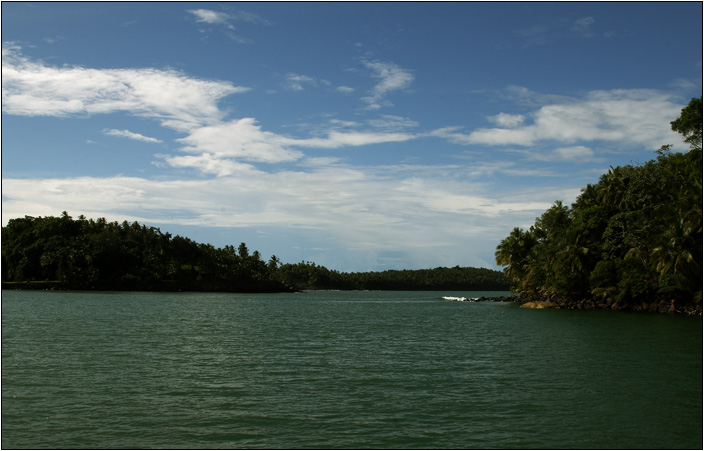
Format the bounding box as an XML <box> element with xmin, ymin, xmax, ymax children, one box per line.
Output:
<box><xmin>276</xmin><ymin>262</ymin><xmax>509</xmax><ymax>291</ymax></box>
<box><xmin>495</xmin><ymin>97</ymin><xmax>702</xmax><ymax>311</ymax></box>
<box><xmin>1</xmin><ymin>213</ymin><xmax>508</xmax><ymax>292</ymax></box>
<box><xmin>1</xmin><ymin>213</ymin><xmax>288</xmax><ymax>292</ymax></box>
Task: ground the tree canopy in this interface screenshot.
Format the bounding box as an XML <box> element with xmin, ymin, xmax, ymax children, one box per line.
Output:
<box><xmin>496</xmin><ymin>97</ymin><xmax>702</xmax><ymax>311</ymax></box>
<box><xmin>1</xmin><ymin>213</ymin><xmax>289</xmax><ymax>292</ymax></box>
<box><xmin>2</xmin><ymin>214</ymin><xmax>508</xmax><ymax>292</ymax></box>
<box><xmin>671</xmin><ymin>96</ymin><xmax>703</xmax><ymax>151</ymax></box>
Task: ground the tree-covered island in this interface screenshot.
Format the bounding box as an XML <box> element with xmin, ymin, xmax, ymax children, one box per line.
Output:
<box><xmin>1</xmin><ymin>213</ymin><xmax>509</xmax><ymax>293</ymax></box>
<box><xmin>496</xmin><ymin>97</ymin><xmax>702</xmax><ymax>315</ymax></box>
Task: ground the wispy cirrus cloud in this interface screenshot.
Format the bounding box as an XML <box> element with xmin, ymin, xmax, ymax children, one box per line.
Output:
<box><xmin>367</xmin><ymin>115</ymin><xmax>419</xmax><ymax>131</ymax></box>
<box><xmin>1</xmin><ymin>46</ymin><xmax>248</xmax><ymax>132</ymax></box>
<box><xmin>187</xmin><ymin>8</ymin><xmax>270</xmax><ymax>42</ymax></box>
<box><xmin>283</xmin><ymin>73</ymin><xmax>318</xmax><ymax>91</ymax></box>
<box><xmin>514</xmin><ymin>16</ymin><xmax>608</xmax><ymax>46</ymax></box>
<box><xmin>188</xmin><ymin>9</ymin><xmax>235</xmax><ymax>29</ymax></box>
<box><xmin>188</xmin><ymin>9</ymin><xmax>270</xmax><ymax>27</ymax></box>
<box><xmin>323</xmin><ymin>115</ymin><xmax>417</xmax><ymax>133</ymax></box>
<box><xmin>571</xmin><ymin>17</ymin><xmax>596</xmax><ymax>38</ymax></box>
<box><xmin>513</xmin><ymin>145</ymin><xmax>598</xmax><ymax>163</ymax></box>
<box><xmin>360</xmin><ymin>59</ymin><xmax>414</xmax><ymax>110</ymax></box>
<box><xmin>103</xmin><ymin>129</ymin><xmax>162</xmax><ymax>143</ymax></box>
<box><xmin>292</xmin><ymin>130</ymin><xmax>416</xmax><ymax>149</ymax></box>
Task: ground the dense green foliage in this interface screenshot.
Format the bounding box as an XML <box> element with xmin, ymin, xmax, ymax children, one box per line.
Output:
<box><xmin>1</xmin><ymin>213</ymin><xmax>289</xmax><ymax>292</ymax></box>
<box><xmin>1</xmin><ymin>213</ymin><xmax>508</xmax><ymax>292</ymax></box>
<box><xmin>496</xmin><ymin>98</ymin><xmax>703</xmax><ymax>310</ymax></box>
<box><xmin>276</xmin><ymin>262</ymin><xmax>509</xmax><ymax>291</ymax></box>
<box><xmin>670</xmin><ymin>96</ymin><xmax>702</xmax><ymax>150</ymax></box>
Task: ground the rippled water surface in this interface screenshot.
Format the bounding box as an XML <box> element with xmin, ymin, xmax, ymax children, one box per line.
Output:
<box><xmin>2</xmin><ymin>290</ymin><xmax>701</xmax><ymax>449</ymax></box>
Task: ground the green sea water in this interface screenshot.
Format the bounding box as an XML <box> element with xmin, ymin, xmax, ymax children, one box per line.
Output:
<box><xmin>2</xmin><ymin>290</ymin><xmax>701</xmax><ymax>449</ymax></box>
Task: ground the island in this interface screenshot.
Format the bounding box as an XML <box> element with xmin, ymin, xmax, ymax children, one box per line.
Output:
<box><xmin>495</xmin><ymin>97</ymin><xmax>702</xmax><ymax>315</ymax></box>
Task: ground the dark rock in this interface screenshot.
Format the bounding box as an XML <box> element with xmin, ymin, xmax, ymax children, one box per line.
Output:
<box><xmin>510</xmin><ymin>291</ymin><xmax>702</xmax><ymax>315</ymax></box>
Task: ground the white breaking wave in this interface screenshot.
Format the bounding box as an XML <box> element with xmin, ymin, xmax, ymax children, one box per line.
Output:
<box><xmin>441</xmin><ymin>296</ymin><xmax>478</xmax><ymax>302</ymax></box>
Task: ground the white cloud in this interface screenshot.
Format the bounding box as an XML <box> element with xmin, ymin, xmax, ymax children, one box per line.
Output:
<box><xmin>515</xmin><ymin>17</ymin><xmax>599</xmax><ymax>45</ymax></box>
<box><xmin>2</xmin><ymin>162</ymin><xmax>573</xmax><ymax>270</ymax></box>
<box><xmin>571</xmin><ymin>17</ymin><xmax>595</xmax><ymax>37</ymax></box>
<box><xmin>299</xmin><ymin>156</ymin><xmax>345</xmax><ymax>167</ymax></box>
<box><xmin>336</xmin><ymin>85</ymin><xmax>354</xmax><ymax>94</ymax></box>
<box><xmin>229</xmin><ymin>11</ymin><xmax>271</xmax><ymax>25</ymax></box>
<box><xmin>464</xmin><ymin>126</ymin><xmax>538</xmax><ymax>146</ymax></box>
<box><xmin>521</xmin><ymin>146</ymin><xmax>596</xmax><ymax>162</ymax></box>
<box><xmin>284</xmin><ymin>73</ymin><xmax>317</xmax><ymax>91</ymax></box>
<box><xmin>103</xmin><ymin>129</ymin><xmax>162</xmax><ymax>143</ymax></box>
<box><xmin>488</xmin><ymin>112</ymin><xmax>525</xmax><ymax>128</ymax></box>
<box><xmin>360</xmin><ymin>59</ymin><xmax>414</xmax><ymax>109</ymax></box>
<box><xmin>1</xmin><ymin>46</ymin><xmax>248</xmax><ymax>132</ymax></box>
<box><xmin>176</xmin><ymin>118</ymin><xmax>304</xmax><ymax>164</ymax></box>
<box><xmin>291</xmin><ymin>130</ymin><xmax>416</xmax><ymax>149</ymax></box>
<box><xmin>1</xmin><ymin>165</ymin><xmax>555</xmax><ymax>232</ymax></box>
<box><xmin>435</xmin><ymin>88</ymin><xmax>686</xmax><ymax>151</ymax></box>
<box><xmin>367</xmin><ymin>115</ymin><xmax>419</xmax><ymax>131</ymax></box>
<box><xmin>1</xmin><ymin>48</ymin><xmax>422</xmax><ymax>174</ymax></box>
<box><xmin>553</xmin><ymin>146</ymin><xmax>594</xmax><ymax>161</ymax></box>
<box><xmin>188</xmin><ymin>9</ymin><xmax>234</xmax><ymax>29</ymax></box>
<box><xmin>187</xmin><ymin>9</ymin><xmax>270</xmax><ymax>43</ymax></box>
<box><xmin>427</xmin><ymin>126</ymin><xmax>471</xmax><ymax>145</ymax></box>
<box><xmin>502</xmin><ymin>84</ymin><xmax>573</xmax><ymax>107</ymax></box>
<box><xmin>328</xmin><ymin>119</ymin><xmax>360</xmax><ymax>128</ymax></box>
<box><xmin>159</xmin><ymin>153</ymin><xmax>255</xmax><ymax>177</ymax></box>
<box><xmin>169</xmin><ymin>118</ymin><xmax>417</xmax><ymax>174</ymax></box>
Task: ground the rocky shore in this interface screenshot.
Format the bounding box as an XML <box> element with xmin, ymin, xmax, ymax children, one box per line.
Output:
<box><xmin>511</xmin><ymin>292</ymin><xmax>702</xmax><ymax>316</ymax></box>
<box><xmin>470</xmin><ymin>293</ymin><xmax>702</xmax><ymax>315</ymax></box>
<box><xmin>474</xmin><ymin>296</ymin><xmax>516</xmax><ymax>303</ymax></box>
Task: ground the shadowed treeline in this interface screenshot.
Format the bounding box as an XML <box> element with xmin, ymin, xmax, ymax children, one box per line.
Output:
<box><xmin>2</xmin><ymin>214</ymin><xmax>508</xmax><ymax>293</ymax></box>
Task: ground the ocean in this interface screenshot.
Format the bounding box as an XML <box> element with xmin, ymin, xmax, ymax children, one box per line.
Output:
<box><xmin>2</xmin><ymin>290</ymin><xmax>701</xmax><ymax>449</ymax></box>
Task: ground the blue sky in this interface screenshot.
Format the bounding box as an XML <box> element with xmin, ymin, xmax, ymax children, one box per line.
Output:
<box><xmin>2</xmin><ymin>2</ymin><xmax>702</xmax><ymax>272</ymax></box>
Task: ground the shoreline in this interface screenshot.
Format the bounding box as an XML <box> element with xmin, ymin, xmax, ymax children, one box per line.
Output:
<box><xmin>511</xmin><ymin>292</ymin><xmax>702</xmax><ymax>316</ymax></box>
<box><xmin>1</xmin><ymin>281</ymin><xmax>297</xmax><ymax>293</ymax></box>
<box><xmin>3</xmin><ymin>283</ymin><xmax>700</xmax><ymax>316</ymax></box>
<box><xmin>443</xmin><ymin>293</ymin><xmax>702</xmax><ymax>316</ymax></box>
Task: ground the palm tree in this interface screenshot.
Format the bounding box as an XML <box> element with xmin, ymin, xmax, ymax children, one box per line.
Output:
<box><xmin>651</xmin><ymin>212</ymin><xmax>702</xmax><ymax>290</ymax></box>
<box><xmin>597</xmin><ymin>165</ymin><xmax>633</xmax><ymax>211</ymax></box>
<box><xmin>573</xmin><ymin>183</ymin><xmax>599</xmax><ymax>210</ymax></box>
<box><xmin>268</xmin><ymin>255</ymin><xmax>280</xmax><ymax>271</ymax></box>
<box><xmin>495</xmin><ymin>227</ymin><xmax>536</xmax><ymax>291</ymax></box>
